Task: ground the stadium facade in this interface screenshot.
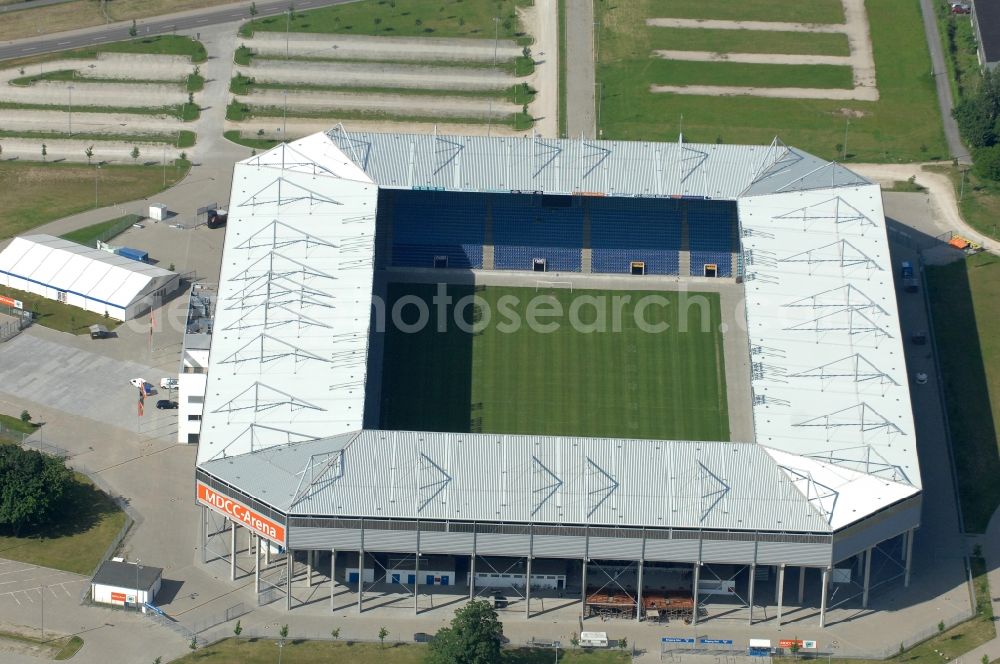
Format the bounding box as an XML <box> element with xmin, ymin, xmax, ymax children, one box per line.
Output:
<box><xmin>194</xmin><ymin>129</ymin><xmax>920</xmax><ymax>627</ymax></box>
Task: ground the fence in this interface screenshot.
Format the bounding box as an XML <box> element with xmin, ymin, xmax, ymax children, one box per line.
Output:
<box><xmin>0</xmin><ymin>305</ymin><xmax>32</xmax><ymax>342</ymax></box>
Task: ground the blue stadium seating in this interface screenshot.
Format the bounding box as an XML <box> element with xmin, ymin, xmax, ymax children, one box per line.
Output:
<box><xmin>590</xmin><ymin>197</ymin><xmax>682</xmax><ymax>275</ymax></box>
<box><xmin>385</xmin><ymin>190</ymin><xmax>485</xmax><ymax>269</ymax></box>
<box><xmin>687</xmin><ymin>200</ymin><xmax>737</xmax><ymax>277</ymax></box>
<box><xmin>491</xmin><ymin>193</ymin><xmax>583</xmax><ymax>272</ymax></box>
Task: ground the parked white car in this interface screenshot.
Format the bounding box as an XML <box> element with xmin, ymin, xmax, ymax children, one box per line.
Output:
<box><xmin>160</xmin><ymin>377</ymin><xmax>179</xmax><ymax>390</ymax></box>
<box><xmin>129</xmin><ymin>378</ymin><xmax>147</xmax><ymax>388</ymax></box>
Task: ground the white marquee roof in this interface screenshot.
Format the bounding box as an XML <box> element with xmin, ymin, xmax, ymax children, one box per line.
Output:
<box><xmin>0</xmin><ymin>234</ymin><xmax>174</xmax><ymax>309</ymax></box>
<box><xmin>198</xmin><ymin>131</ymin><xmax>920</xmax><ymax>535</ymax></box>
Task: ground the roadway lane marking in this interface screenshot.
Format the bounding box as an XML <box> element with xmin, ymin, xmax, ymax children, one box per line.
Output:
<box><xmin>57</xmin><ymin>41</ymin><xmax>71</xmax><ymax>45</ymax></box>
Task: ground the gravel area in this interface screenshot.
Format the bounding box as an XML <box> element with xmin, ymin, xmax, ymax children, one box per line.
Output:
<box><xmin>650</xmin><ymin>83</ymin><xmax>879</xmax><ymax>101</ymax></box>
<box><xmin>0</xmin><ymin>109</ymin><xmax>184</xmax><ymax>135</ymax></box>
<box><xmin>226</xmin><ymin>117</ymin><xmax>523</xmax><ymax>141</ymax></box>
<box><xmin>1</xmin><ymin>79</ymin><xmax>188</xmax><ymax>107</ymax></box>
<box><xmin>245</xmin><ymin>32</ymin><xmax>522</xmax><ymax>63</ymax></box>
<box><xmin>240</xmin><ymin>89</ymin><xmax>519</xmax><ymax>119</ymax></box>
<box><xmin>1</xmin><ymin>53</ymin><xmax>192</xmax><ymax>84</ymax></box>
<box><xmin>239</xmin><ymin>59</ymin><xmax>514</xmax><ymax>91</ymax></box>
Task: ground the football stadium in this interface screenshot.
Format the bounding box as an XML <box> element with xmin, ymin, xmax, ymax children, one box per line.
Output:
<box><xmin>193</xmin><ymin>128</ymin><xmax>920</xmax><ymax>628</ymax></box>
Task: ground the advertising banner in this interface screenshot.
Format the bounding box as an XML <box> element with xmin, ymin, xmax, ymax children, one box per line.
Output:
<box><xmin>196</xmin><ymin>482</ymin><xmax>286</xmax><ymax>544</ymax></box>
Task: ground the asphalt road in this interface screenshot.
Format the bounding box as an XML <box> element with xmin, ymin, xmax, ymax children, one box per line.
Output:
<box><xmin>0</xmin><ymin>0</ymin><xmax>355</xmax><ymax>62</ymax></box>
<box><xmin>918</xmin><ymin>0</ymin><xmax>970</xmax><ymax>162</ymax></box>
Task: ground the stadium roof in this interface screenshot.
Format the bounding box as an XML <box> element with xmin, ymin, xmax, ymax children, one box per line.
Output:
<box><xmin>198</xmin><ymin>130</ymin><xmax>918</xmax><ymax>536</ymax></box>
<box><xmin>327</xmin><ymin>128</ymin><xmax>869</xmax><ymax>199</ymax></box>
<box><xmin>0</xmin><ymin>234</ymin><xmax>174</xmax><ymax>309</ymax></box>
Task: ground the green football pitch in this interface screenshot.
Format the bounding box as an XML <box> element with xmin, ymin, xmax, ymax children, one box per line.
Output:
<box><xmin>379</xmin><ymin>284</ymin><xmax>730</xmax><ymax>442</ymax></box>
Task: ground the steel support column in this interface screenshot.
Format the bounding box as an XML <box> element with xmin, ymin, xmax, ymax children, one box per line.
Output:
<box><xmin>230</xmin><ymin>521</ymin><xmax>237</xmax><ymax>581</ymax></box>
<box><xmin>308</xmin><ymin>550</ymin><xmax>314</xmax><ymax>587</ymax></box>
<box><xmin>862</xmin><ymin>547</ymin><xmax>873</xmax><ymax>608</ymax></box>
<box><xmin>798</xmin><ymin>566</ymin><xmax>806</xmax><ymax>604</ymax></box>
<box><xmin>200</xmin><ymin>505</ymin><xmax>207</xmax><ymax>564</ymax></box>
<box><xmin>819</xmin><ymin>567</ymin><xmax>830</xmax><ymax>627</ymax></box>
<box><xmin>285</xmin><ymin>548</ymin><xmax>293</xmax><ymax>611</ymax></box>
<box><xmin>331</xmin><ymin>548</ymin><xmax>336</xmax><ymax>612</ymax></box>
<box><xmin>747</xmin><ymin>563</ymin><xmax>756</xmax><ymax>625</ymax></box>
<box><xmin>691</xmin><ymin>563</ymin><xmax>700</xmax><ymax>626</ymax></box>
<box><xmin>776</xmin><ymin>564</ymin><xmax>785</xmax><ymax>626</ymax></box>
<box><xmin>636</xmin><ymin>535</ymin><xmax>645</xmax><ymax>623</ymax></box>
<box><xmin>581</xmin><ymin>527</ymin><xmax>590</xmax><ymax>620</ymax></box>
<box><xmin>525</xmin><ymin>556</ymin><xmax>532</xmax><ymax>619</ymax></box>
<box><xmin>248</xmin><ymin>530</ymin><xmax>254</xmax><ymax>563</ymax></box>
<box><xmin>469</xmin><ymin>525</ymin><xmax>477</xmax><ymax>601</ymax></box>
<box><xmin>904</xmin><ymin>528</ymin><xmax>915</xmax><ymax>587</ymax></box>
<box><xmin>414</xmin><ymin>522</ymin><xmax>421</xmax><ymax>616</ymax></box>
<box><xmin>255</xmin><ymin>535</ymin><xmax>261</xmax><ymax>594</ymax></box>
<box><xmin>357</xmin><ymin>524</ymin><xmax>365</xmax><ymax>613</ymax></box>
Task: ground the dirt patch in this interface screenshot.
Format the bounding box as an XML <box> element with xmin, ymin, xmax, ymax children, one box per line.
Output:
<box><xmin>650</xmin><ymin>83</ymin><xmax>878</xmax><ymax>101</ymax></box>
<box><xmin>0</xmin><ymin>109</ymin><xmax>183</xmax><ymax>135</ymax></box>
<box><xmin>227</xmin><ymin>118</ymin><xmax>526</xmax><ymax>140</ymax></box>
<box><xmin>837</xmin><ymin>107</ymin><xmax>867</xmax><ymax>118</ymax></box>
<box><xmin>245</xmin><ymin>32</ymin><xmax>522</xmax><ymax>63</ymax></box>
<box><xmin>1</xmin><ymin>80</ymin><xmax>187</xmax><ymax>107</ymax></box>
<box><xmin>240</xmin><ymin>89</ymin><xmax>519</xmax><ymax>119</ymax></box>
<box><xmin>241</xmin><ymin>59</ymin><xmax>514</xmax><ymax>91</ymax></box>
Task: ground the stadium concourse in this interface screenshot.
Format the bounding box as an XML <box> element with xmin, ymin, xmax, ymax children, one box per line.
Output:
<box><xmin>192</xmin><ymin>128</ymin><xmax>920</xmax><ymax>629</ymax></box>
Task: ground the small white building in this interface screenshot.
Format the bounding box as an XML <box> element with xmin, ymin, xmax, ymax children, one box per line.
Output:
<box><xmin>0</xmin><ymin>234</ymin><xmax>178</xmax><ymax>321</ymax></box>
<box><xmin>91</xmin><ymin>560</ymin><xmax>162</xmax><ymax>612</ymax></box>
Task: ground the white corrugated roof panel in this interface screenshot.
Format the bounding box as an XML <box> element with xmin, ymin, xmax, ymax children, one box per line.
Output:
<box><xmin>738</xmin><ymin>186</ymin><xmax>920</xmax><ymax>493</ymax></box>
<box><xmin>196</xmin><ymin>131</ymin><xmax>918</xmax><ymax>536</ymax></box>
<box><xmin>195</xmin><ymin>133</ymin><xmax>379</xmax><ymax>466</ymax></box>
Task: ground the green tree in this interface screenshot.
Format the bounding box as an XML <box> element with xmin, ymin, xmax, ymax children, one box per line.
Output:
<box><xmin>0</xmin><ymin>446</ymin><xmax>73</xmax><ymax>535</ymax></box>
<box><xmin>425</xmin><ymin>600</ymin><xmax>504</xmax><ymax>664</ymax></box>
<box><xmin>233</xmin><ymin>619</ymin><xmax>242</xmax><ymax>643</ymax></box>
<box><xmin>189</xmin><ymin>637</ymin><xmax>197</xmax><ymax>650</ymax></box>
<box><xmin>619</xmin><ymin>636</ymin><xmax>627</xmax><ymax>651</ymax></box>
<box><xmin>129</xmin><ymin>19</ymin><xmax>138</xmax><ymax>38</ymax></box>
<box><xmin>131</xmin><ymin>146</ymin><xmax>140</xmax><ymax>163</ymax></box>
<box><xmin>378</xmin><ymin>626</ymin><xmax>389</xmax><ymax>648</ymax></box>
<box><xmin>330</xmin><ymin>627</ymin><xmax>340</xmax><ymax>641</ymax></box>
<box><xmin>41</xmin><ymin>143</ymin><xmax>47</xmax><ymax>161</ymax></box>
<box><xmin>85</xmin><ymin>145</ymin><xmax>94</xmax><ymax>164</ymax></box>
<box><xmin>974</xmin><ymin>144</ymin><xmax>1000</xmax><ymax>180</ymax></box>
<box><xmin>249</xmin><ymin>1</ymin><xmax>258</xmax><ymax>23</ymax></box>
<box><xmin>19</xmin><ymin>410</ymin><xmax>31</xmax><ymax>424</ymax></box>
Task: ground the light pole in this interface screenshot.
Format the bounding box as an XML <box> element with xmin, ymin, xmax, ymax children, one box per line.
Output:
<box><xmin>282</xmin><ymin>89</ymin><xmax>288</xmax><ymax>139</ymax></box>
<box><xmin>286</xmin><ymin>9</ymin><xmax>291</xmax><ymax>58</ymax></box>
<box><xmin>843</xmin><ymin>118</ymin><xmax>850</xmax><ymax>161</ymax></box>
<box><xmin>493</xmin><ymin>16</ymin><xmax>499</xmax><ymax>68</ymax></box>
<box><xmin>67</xmin><ymin>85</ymin><xmax>74</xmax><ymax>137</ymax></box>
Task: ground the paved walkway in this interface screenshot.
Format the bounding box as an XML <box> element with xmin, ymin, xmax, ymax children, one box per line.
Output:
<box><xmin>565</xmin><ymin>0</ymin><xmax>596</xmax><ymax>138</ymax></box>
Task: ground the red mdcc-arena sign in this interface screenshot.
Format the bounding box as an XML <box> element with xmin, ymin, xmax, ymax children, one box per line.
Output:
<box><xmin>196</xmin><ymin>482</ymin><xmax>286</xmax><ymax>544</ymax></box>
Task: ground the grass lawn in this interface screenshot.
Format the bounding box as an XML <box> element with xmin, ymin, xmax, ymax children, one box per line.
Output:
<box><xmin>0</xmin><ymin>630</ymin><xmax>84</xmax><ymax>661</ymax></box>
<box><xmin>0</xmin><ymin>129</ymin><xmax>195</xmax><ymax>147</ymax></box>
<box><xmin>650</xmin><ymin>61</ymin><xmax>854</xmax><ymax>89</ymax></box>
<box><xmin>380</xmin><ymin>284</ymin><xmax>729</xmax><ymax>441</ymax></box>
<box><xmin>641</xmin><ymin>0</ymin><xmax>844</xmax><ymax>23</ymax></box>
<box><xmin>0</xmin><ymin>413</ymin><xmax>35</xmax><ymax>435</ymax></box>
<box><xmin>171</xmin><ymin>639</ymin><xmax>629</xmax><ymax>664</ymax></box>
<box><xmin>0</xmin><ymin>160</ymin><xmax>190</xmax><ymax>239</ymax></box>
<box><xmin>223</xmin><ymin>130</ymin><xmax>281</xmax><ymax>151</ymax></box>
<box><xmin>241</xmin><ymin>0</ymin><xmax>533</xmax><ymax>44</ymax></box>
<box><xmin>649</xmin><ymin>27</ymin><xmax>851</xmax><ymax>56</ymax></box>
<box><xmin>596</xmin><ymin>0</ymin><xmax>947</xmax><ymax>162</ymax></box>
<box><xmin>0</xmin><ymin>284</ymin><xmax>121</xmax><ymax>334</ymax></box>
<box><xmin>934</xmin><ymin>1</ymin><xmax>981</xmax><ymax>101</ymax></box>
<box><xmin>227</xmin><ymin>101</ymin><xmax>533</xmax><ymax>131</ymax></box>
<box><xmin>926</xmin><ymin>252</ymin><xmax>1000</xmax><ymax>533</ymax></box>
<box><xmin>0</xmin><ymin>472</ymin><xmax>127</xmax><ymax>575</ymax></box>
<box><xmin>0</xmin><ymin>100</ymin><xmax>198</xmax><ymax>121</ymax></box>
<box><xmin>230</xmin><ymin>74</ymin><xmax>536</xmax><ymax>104</ymax></box>
<box><xmin>59</xmin><ymin>213</ymin><xmax>142</xmax><ymax>247</ymax></box>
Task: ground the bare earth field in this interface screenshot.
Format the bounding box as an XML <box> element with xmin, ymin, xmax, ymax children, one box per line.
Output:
<box><xmin>243</xmin><ymin>32</ymin><xmax>523</xmax><ymax>62</ymax></box>
<box><xmin>240</xmin><ymin>88</ymin><xmax>519</xmax><ymax>120</ymax></box>
<box><xmin>239</xmin><ymin>59</ymin><xmax>515</xmax><ymax>92</ymax></box>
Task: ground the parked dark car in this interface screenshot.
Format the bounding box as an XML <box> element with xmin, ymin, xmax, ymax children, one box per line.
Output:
<box><xmin>156</xmin><ymin>400</ymin><xmax>178</xmax><ymax>410</ymax></box>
